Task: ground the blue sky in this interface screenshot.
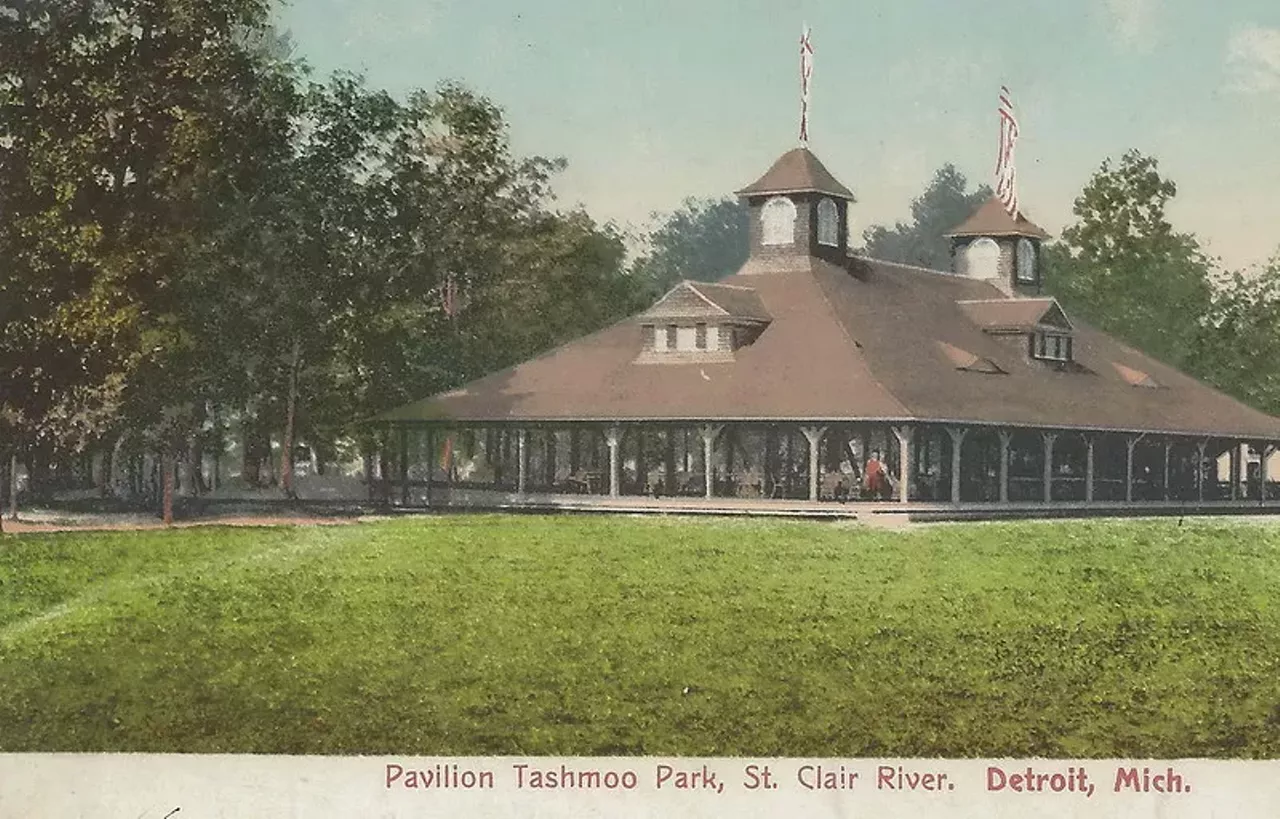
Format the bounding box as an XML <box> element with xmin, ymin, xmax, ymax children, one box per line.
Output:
<box><xmin>276</xmin><ymin>0</ymin><xmax>1280</xmax><ymax>270</ymax></box>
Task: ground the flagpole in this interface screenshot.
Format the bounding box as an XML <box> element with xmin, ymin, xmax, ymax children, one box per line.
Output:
<box><xmin>799</xmin><ymin>25</ymin><xmax>812</xmax><ymax>148</ymax></box>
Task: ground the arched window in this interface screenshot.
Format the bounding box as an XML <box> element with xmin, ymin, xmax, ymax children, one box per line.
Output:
<box><xmin>965</xmin><ymin>238</ymin><xmax>1000</xmax><ymax>279</ymax></box>
<box><xmin>1016</xmin><ymin>238</ymin><xmax>1037</xmax><ymax>283</ymax></box>
<box><xmin>761</xmin><ymin>197</ymin><xmax>797</xmax><ymax>246</ymax></box>
<box><xmin>817</xmin><ymin>198</ymin><xmax>839</xmax><ymax>247</ymax></box>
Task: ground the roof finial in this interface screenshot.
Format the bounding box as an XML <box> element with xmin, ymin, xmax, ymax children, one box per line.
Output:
<box><xmin>995</xmin><ymin>86</ymin><xmax>1020</xmax><ymax>218</ymax></box>
<box><xmin>799</xmin><ymin>25</ymin><xmax>813</xmax><ymax>147</ymax></box>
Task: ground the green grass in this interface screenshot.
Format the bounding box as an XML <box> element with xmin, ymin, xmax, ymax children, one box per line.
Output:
<box><xmin>2</xmin><ymin>515</ymin><xmax>1280</xmax><ymax>756</ymax></box>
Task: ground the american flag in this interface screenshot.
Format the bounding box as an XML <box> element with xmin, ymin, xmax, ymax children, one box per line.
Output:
<box><xmin>799</xmin><ymin>26</ymin><xmax>814</xmax><ymax>146</ymax></box>
<box><xmin>995</xmin><ymin>86</ymin><xmax>1020</xmax><ymax>218</ymax></box>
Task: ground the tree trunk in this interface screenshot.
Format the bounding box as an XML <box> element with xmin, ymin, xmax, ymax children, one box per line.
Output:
<box><xmin>262</xmin><ymin>430</ymin><xmax>276</xmax><ymax>487</ymax></box>
<box><xmin>241</xmin><ymin>409</ymin><xmax>268</xmax><ymax>488</ymax></box>
<box><xmin>162</xmin><ymin>452</ymin><xmax>174</xmax><ymax>525</ymax></box>
<box><xmin>210</xmin><ymin>405</ymin><xmax>223</xmax><ymax>492</ymax></box>
<box><xmin>186</xmin><ymin>432</ymin><xmax>201</xmax><ymax>498</ymax></box>
<box><xmin>99</xmin><ymin>442</ymin><xmax>115</xmax><ymax>498</ymax></box>
<box><xmin>10</xmin><ymin>452</ymin><xmax>20</xmax><ymax>520</ymax></box>
<box><xmin>281</xmin><ymin>336</ymin><xmax>302</xmax><ymax>500</ymax></box>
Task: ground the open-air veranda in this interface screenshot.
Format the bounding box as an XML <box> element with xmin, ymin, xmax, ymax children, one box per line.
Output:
<box><xmin>369</xmin><ymin>422</ymin><xmax>1280</xmax><ymax>510</ymax></box>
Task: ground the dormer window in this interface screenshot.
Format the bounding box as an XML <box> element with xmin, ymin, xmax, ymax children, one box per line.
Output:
<box><xmin>817</xmin><ymin>198</ymin><xmax>839</xmax><ymax>247</ymax></box>
<box><xmin>1016</xmin><ymin>238</ymin><xmax>1037</xmax><ymax>284</ymax></box>
<box><xmin>761</xmin><ymin>197</ymin><xmax>797</xmax><ymax>246</ymax></box>
<box><xmin>1033</xmin><ymin>332</ymin><xmax>1072</xmax><ymax>362</ymax></box>
<box><xmin>675</xmin><ymin>326</ymin><xmax>698</xmax><ymax>351</ymax></box>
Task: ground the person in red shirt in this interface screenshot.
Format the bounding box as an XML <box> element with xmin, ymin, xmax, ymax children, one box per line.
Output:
<box><xmin>863</xmin><ymin>449</ymin><xmax>889</xmax><ymax>500</ymax></box>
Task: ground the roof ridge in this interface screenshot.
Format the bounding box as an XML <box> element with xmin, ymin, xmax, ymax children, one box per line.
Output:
<box><xmin>694</xmin><ymin>282</ymin><xmax>756</xmax><ymax>292</ymax></box>
<box><xmin>854</xmin><ymin>255</ymin><xmax>956</xmax><ymax>278</ymax></box>
<box><xmin>955</xmin><ymin>297</ymin><xmax>1054</xmax><ymax>305</ymax></box>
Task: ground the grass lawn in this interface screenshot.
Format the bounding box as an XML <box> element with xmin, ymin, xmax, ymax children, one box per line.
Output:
<box><xmin>1</xmin><ymin>515</ymin><xmax>1279</xmax><ymax>757</ymax></box>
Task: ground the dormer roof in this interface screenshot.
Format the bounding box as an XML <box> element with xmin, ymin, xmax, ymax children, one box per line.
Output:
<box><xmin>737</xmin><ymin>147</ymin><xmax>856</xmax><ymax>201</ymax></box>
<box><xmin>957</xmin><ymin>297</ymin><xmax>1072</xmax><ymax>333</ymax></box>
<box><xmin>639</xmin><ymin>281</ymin><xmax>772</xmax><ymax>324</ymax></box>
<box><xmin>946</xmin><ymin>196</ymin><xmax>1051</xmax><ymax>239</ymax></box>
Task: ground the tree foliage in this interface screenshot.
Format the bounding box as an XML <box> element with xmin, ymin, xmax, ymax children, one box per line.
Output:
<box><xmin>862</xmin><ymin>164</ymin><xmax>991</xmax><ymax>270</ymax></box>
<box><xmin>0</xmin><ymin>0</ymin><xmax>639</xmax><ymax>510</ymax></box>
<box><xmin>1184</xmin><ymin>253</ymin><xmax>1280</xmax><ymax>416</ymax></box>
<box><xmin>631</xmin><ymin>197</ymin><xmax>749</xmax><ymax>299</ymax></box>
<box><xmin>1045</xmin><ymin>150</ymin><xmax>1212</xmax><ymax>368</ymax></box>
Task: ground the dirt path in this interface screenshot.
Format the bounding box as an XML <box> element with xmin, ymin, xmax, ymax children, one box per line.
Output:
<box><xmin>1</xmin><ymin>515</ymin><xmax>360</xmax><ymax>534</ymax></box>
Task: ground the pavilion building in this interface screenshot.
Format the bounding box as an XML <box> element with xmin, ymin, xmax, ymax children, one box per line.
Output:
<box><xmin>374</xmin><ymin>146</ymin><xmax>1280</xmax><ymax>512</ymax></box>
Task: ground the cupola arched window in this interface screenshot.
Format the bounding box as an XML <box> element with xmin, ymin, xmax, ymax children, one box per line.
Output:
<box><xmin>817</xmin><ymin>198</ymin><xmax>839</xmax><ymax>247</ymax></box>
<box><xmin>965</xmin><ymin>238</ymin><xmax>1000</xmax><ymax>279</ymax></box>
<box><xmin>1016</xmin><ymin>238</ymin><xmax>1037</xmax><ymax>283</ymax></box>
<box><xmin>761</xmin><ymin>197</ymin><xmax>797</xmax><ymax>246</ymax></box>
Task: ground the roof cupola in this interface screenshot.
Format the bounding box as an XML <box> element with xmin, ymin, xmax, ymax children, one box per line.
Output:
<box><xmin>736</xmin><ymin>147</ymin><xmax>856</xmax><ymax>268</ymax></box>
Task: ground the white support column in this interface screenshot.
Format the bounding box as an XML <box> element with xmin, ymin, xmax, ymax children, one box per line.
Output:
<box><xmin>1196</xmin><ymin>439</ymin><xmax>1208</xmax><ymax>502</ymax></box>
<box><xmin>998</xmin><ymin>430</ymin><xmax>1012</xmax><ymax>504</ymax></box>
<box><xmin>1262</xmin><ymin>443</ymin><xmax>1274</xmax><ymax>502</ymax></box>
<box><xmin>1233</xmin><ymin>440</ymin><xmax>1244</xmax><ymax>499</ymax></box>
<box><xmin>1125</xmin><ymin>436</ymin><xmax>1137</xmax><ymax>503</ymax></box>
<box><xmin>517</xmin><ymin>429</ymin><xmax>528</xmax><ymax>495</ymax></box>
<box><xmin>606</xmin><ymin>425</ymin><xmax>622</xmax><ymax>499</ymax></box>
<box><xmin>947</xmin><ymin>427</ymin><xmax>966</xmax><ymax>504</ymax></box>
<box><xmin>1162</xmin><ymin>439</ymin><xmax>1171</xmax><ymax>502</ymax></box>
<box><xmin>892</xmin><ymin>425</ymin><xmax>914</xmax><ymax>504</ymax></box>
<box><xmin>1042</xmin><ymin>432</ymin><xmax>1057</xmax><ymax>503</ymax></box>
<box><xmin>1230</xmin><ymin>444</ymin><xmax>1241</xmax><ymax>501</ymax></box>
<box><xmin>445</xmin><ymin>430</ymin><xmax>456</xmax><ymax>490</ymax></box>
<box><xmin>1085</xmin><ymin>435</ymin><xmax>1095</xmax><ymax>503</ymax></box>
<box><xmin>700</xmin><ymin>424</ymin><xmax>724</xmax><ymax>500</ymax></box>
<box><xmin>801</xmin><ymin>426</ymin><xmax>828</xmax><ymax>502</ymax></box>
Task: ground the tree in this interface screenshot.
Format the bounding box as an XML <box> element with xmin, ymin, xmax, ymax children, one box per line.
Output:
<box><xmin>1184</xmin><ymin>252</ymin><xmax>1280</xmax><ymax>416</ymax></box>
<box><xmin>1</xmin><ymin>2</ymin><xmax>659</xmax><ymax>513</ymax></box>
<box><xmin>0</xmin><ymin>0</ymin><xmax>306</xmax><ymax>518</ymax></box>
<box><xmin>862</xmin><ymin>164</ymin><xmax>991</xmax><ymax>270</ymax></box>
<box><xmin>631</xmin><ymin>197</ymin><xmax>749</xmax><ymax>299</ymax></box>
<box><xmin>1045</xmin><ymin>150</ymin><xmax>1212</xmax><ymax>367</ymax></box>
<box><xmin>475</xmin><ymin>210</ymin><xmax>634</xmax><ymax>368</ymax></box>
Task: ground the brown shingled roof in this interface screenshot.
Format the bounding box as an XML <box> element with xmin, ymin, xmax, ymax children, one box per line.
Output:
<box><xmin>946</xmin><ymin>196</ymin><xmax>1051</xmax><ymax>239</ymax></box>
<box><xmin>736</xmin><ymin>147</ymin><xmax>856</xmax><ymax>200</ymax></box>
<box><xmin>689</xmin><ymin>282</ymin><xmax>772</xmax><ymax>322</ymax></box>
<box><xmin>382</xmin><ymin>256</ymin><xmax>1280</xmax><ymax>439</ymax></box>
<box><xmin>958</xmin><ymin>298</ymin><xmax>1072</xmax><ymax>332</ymax></box>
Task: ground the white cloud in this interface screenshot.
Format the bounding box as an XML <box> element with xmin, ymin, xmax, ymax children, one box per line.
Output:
<box><xmin>1226</xmin><ymin>25</ymin><xmax>1280</xmax><ymax>95</ymax></box>
<box><xmin>1103</xmin><ymin>0</ymin><xmax>1159</xmax><ymax>51</ymax></box>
